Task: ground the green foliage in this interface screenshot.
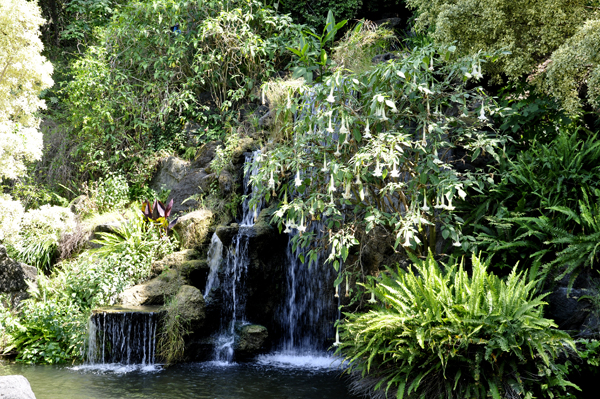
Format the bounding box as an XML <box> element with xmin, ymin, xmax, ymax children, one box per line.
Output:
<box><xmin>1</xmin><ymin>277</ymin><xmax>87</xmax><ymax>364</ymax></box>
<box><xmin>94</xmin><ymin>173</ymin><xmax>129</xmax><ymax>213</ymax></box>
<box><xmin>337</xmin><ymin>253</ymin><xmax>577</xmax><ymax>399</ymax></box>
<box><xmin>64</xmin><ymin>0</ymin><xmax>301</xmax><ymax>180</ymax></box>
<box><xmin>406</xmin><ymin>0</ymin><xmax>592</xmax><ymax>80</ymax></box>
<box><xmin>156</xmin><ymin>295</ymin><xmax>189</xmax><ymax>365</ymax></box>
<box><xmin>496</xmin><ymin>83</ymin><xmax>571</xmax><ymax>144</ymax></box>
<box><xmin>277</xmin><ymin>0</ymin><xmax>362</xmax><ymax>30</ymax></box>
<box><xmin>251</xmin><ymin>43</ymin><xmax>509</xmax><ymax>269</ymax></box>
<box><xmin>465</xmin><ymin>130</ymin><xmax>600</xmax><ymax>282</ymax></box>
<box><xmin>1</xmin><ymin>214</ymin><xmax>176</xmax><ymax>364</ymax></box>
<box><xmin>539</xmin><ymin>19</ymin><xmax>600</xmax><ymax>115</ymax></box>
<box><xmin>287</xmin><ymin>10</ymin><xmax>348</xmax><ymax>83</ymax></box>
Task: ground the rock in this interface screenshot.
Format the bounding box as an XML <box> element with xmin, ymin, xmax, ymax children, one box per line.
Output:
<box><xmin>580</xmin><ymin>312</ymin><xmax>600</xmax><ymax>338</ymax></box>
<box><xmin>215</xmin><ymin>224</ymin><xmax>239</xmax><ymax>247</ymax></box>
<box><xmin>192</xmin><ymin>141</ymin><xmax>220</xmax><ymax>170</ymax></box>
<box><xmin>372</xmin><ymin>52</ymin><xmax>399</xmax><ymax>64</ymax></box>
<box><xmin>69</xmin><ymin>195</ymin><xmax>88</xmax><ymax>214</ymax></box>
<box><xmin>172</xmin><ymin>285</ymin><xmax>206</xmax><ymax>330</ymax></box>
<box><xmin>258</xmin><ymin>109</ymin><xmax>275</xmax><ymax>128</ymax></box>
<box><xmin>172</xmin><ymin>209</ymin><xmax>214</xmax><ymax>249</ymax></box>
<box><xmin>119</xmin><ymin>269</ymin><xmax>182</xmax><ymax>306</ymax></box>
<box><xmin>218</xmin><ymin>170</ymin><xmax>234</xmax><ymax>195</ymax></box>
<box><xmin>0</xmin><ymin>375</ymin><xmax>36</xmax><ymax>399</ymax></box>
<box><xmin>252</xmin><ymin>105</ymin><xmax>270</xmax><ymax>120</ymax></box>
<box><xmin>546</xmin><ymin>287</ymin><xmax>592</xmax><ymax>330</ymax></box>
<box><xmin>92</xmin><ymin>221</ymin><xmax>121</xmax><ymax>236</ymax></box>
<box><xmin>234</xmin><ymin>324</ymin><xmax>268</xmax><ymax>359</ymax></box>
<box><xmin>0</xmin><ymin>245</ymin><xmax>37</xmax><ymax>306</ymax></box>
<box><xmin>151</xmin><ymin>249</ymin><xmax>210</xmax><ymax>289</ymax></box>
<box><xmin>151</xmin><ymin>156</ymin><xmax>190</xmax><ymax>193</ymax></box>
<box><xmin>373</xmin><ymin>17</ymin><xmax>402</xmax><ymax>28</ymax></box>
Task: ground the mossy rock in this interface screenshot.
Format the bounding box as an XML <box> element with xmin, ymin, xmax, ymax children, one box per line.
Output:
<box><xmin>151</xmin><ymin>249</ymin><xmax>205</xmax><ymax>276</ymax></box>
<box><xmin>234</xmin><ymin>323</ymin><xmax>268</xmax><ymax>359</ymax></box>
<box><xmin>172</xmin><ymin>284</ymin><xmax>206</xmax><ymax>330</ymax></box>
<box><xmin>173</xmin><ymin>209</ymin><xmax>214</xmax><ymax>249</ymax></box>
<box><xmin>119</xmin><ymin>269</ymin><xmax>182</xmax><ymax>306</ymax></box>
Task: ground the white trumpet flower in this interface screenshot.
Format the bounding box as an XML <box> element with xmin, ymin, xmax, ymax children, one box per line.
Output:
<box><xmin>364</xmin><ymin>120</ymin><xmax>371</xmax><ymax>139</ymax></box>
<box><xmin>321</xmin><ymin>154</ymin><xmax>328</xmax><ymax>172</ymax></box>
<box><xmin>478</xmin><ymin>105</ymin><xmax>487</xmax><ymax>121</ymax></box>
<box><xmin>342</xmin><ymin>182</ymin><xmax>352</xmax><ymax>200</ymax></box>
<box><xmin>373</xmin><ymin>160</ymin><xmax>382</xmax><ymax>177</ymax></box>
<box><xmin>295</xmin><ymin>170</ymin><xmax>302</xmax><ymax>187</ymax></box>
<box><xmin>268</xmin><ymin>171</ymin><xmax>275</xmax><ymax>189</ymax></box>
<box><xmin>367</xmin><ymin>291</ymin><xmax>377</xmax><ymax>304</ymax></box>
<box><xmin>333</xmin><ymin>327</ymin><xmax>341</xmax><ymax>346</ymax></box>
<box><xmin>329</xmin><ymin>175</ymin><xmax>336</xmax><ymax>192</ymax></box>
<box><xmin>326</xmin><ymin>83</ymin><xmax>335</xmax><ymax>103</ymax></box>
<box><xmin>390</xmin><ymin>163</ymin><xmax>399</xmax><ymax>178</ymax></box>
<box><xmin>326</xmin><ymin>113</ymin><xmax>334</xmax><ymax>133</ymax></box>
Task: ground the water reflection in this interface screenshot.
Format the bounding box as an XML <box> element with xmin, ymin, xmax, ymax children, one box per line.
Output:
<box><xmin>0</xmin><ymin>360</ymin><xmax>358</xmax><ymax>399</ymax></box>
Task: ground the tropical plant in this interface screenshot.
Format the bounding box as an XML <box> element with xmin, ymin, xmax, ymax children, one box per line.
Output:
<box><xmin>64</xmin><ymin>0</ymin><xmax>301</xmax><ymax>180</ymax></box>
<box><xmin>287</xmin><ymin>10</ymin><xmax>348</xmax><ymax>83</ymax></box>
<box><xmin>337</xmin><ymin>253</ymin><xmax>578</xmax><ymax>399</ymax></box>
<box><xmin>465</xmin><ymin>130</ymin><xmax>600</xmax><ymax>277</ymax></box>
<box><xmin>156</xmin><ymin>295</ymin><xmax>189</xmax><ymax>365</ymax></box>
<box><xmin>0</xmin><ymin>0</ymin><xmax>53</xmax><ymax>181</ymax></box>
<box><xmin>140</xmin><ymin>199</ymin><xmax>179</xmax><ymax>236</ymax></box>
<box><xmin>250</xmin><ymin>43</ymin><xmax>509</xmax><ymax>274</ymax></box>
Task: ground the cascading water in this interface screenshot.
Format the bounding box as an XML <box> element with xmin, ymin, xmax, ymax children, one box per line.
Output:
<box><xmin>277</xmin><ymin>225</ymin><xmax>337</xmax><ymax>354</ymax></box>
<box><xmin>86</xmin><ymin>307</ymin><xmax>161</xmax><ymax>367</ymax></box>
<box><xmin>210</xmin><ymin>150</ymin><xmax>263</xmax><ymax>363</ymax></box>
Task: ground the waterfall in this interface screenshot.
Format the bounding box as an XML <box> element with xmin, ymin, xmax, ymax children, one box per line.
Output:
<box><xmin>211</xmin><ymin>150</ymin><xmax>263</xmax><ymax>363</ymax></box>
<box><xmin>86</xmin><ymin>307</ymin><xmax>160</xmax><ymax>366</ymax></box>
<box><xmin>203</xmin><ymin>233</ymin><xmax>223</xmax><ymax>299</ymax></box>
<box><xmin>277</xmin><ymin>224</ymin><xmax>337</xmax><ymax>354</ymax></box>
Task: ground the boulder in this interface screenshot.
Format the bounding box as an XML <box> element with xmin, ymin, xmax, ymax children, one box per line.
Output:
<box><xmin>0</xmin><ymin>375</ymin><xmax>36</xmax><ymax>399</ymax></box>
<box><xmin>151</xmin><ymin>249</ymin><xmax>210</xmax><ymax>289</ymax></box>
<box><xmin>151</xmin><ymin>156</ymin><xmax>190</xmax><ymax>193</ymax></box>
<box><xmin>547</xmin><ymin>287</ymin><xmax>592</xmax><ymax>331</ymax></box>
<box><xmin>234</xmin><ymin>324</ymin><xmax>268</xmax><ymax>359</ymax></box>
<box><xmin>192</xmin><ymin>141</ymin><xmax>220</xmax><ymax>170</ymax></box>
<box><xmin>0</xmin><ymin>245</ymin><xmax>37</xmax><ymax>306</ymax></box>
<box><xmin>218</xmin><ymin>170</ymin><xmax>234</xmax><ymax>195</ymax></box>
<box><xmin>119</xmin><ymin>269</ymin><xmax>182</xmax><ymax>306</ymax></box>
<box><xmin>172</xmin><ymin>209</ymin><xmax>214</xmax><ymax>249</ymax></box>
<box><xmin>215</xmin><ymin>224</ymin><xmax>239</xmax><ymax>247</ymax></box>
<box><xmin>172</xmin><ymin>285</ymin><xmax>206</xmax><ymax>330</ymax></box>
<box><xmin>372</xmin><ymin>52</ymin><xmax>399</xmax><ymax>64</ymax></box>
<box><xmin>150</xmin><ymin>156</ymin><xmax>215</xmax><ymax>214</ymax></box>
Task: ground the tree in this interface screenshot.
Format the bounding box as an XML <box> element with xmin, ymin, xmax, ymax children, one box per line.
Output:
<box><xmin>0</xmin><ymin>0</ymin><xmax>53</xmax><ymax>181</ymax></box>
<box><xmin>406</xmin><ymin>0</ymin><xmax>592</xmax><ymax>80</ymax></box>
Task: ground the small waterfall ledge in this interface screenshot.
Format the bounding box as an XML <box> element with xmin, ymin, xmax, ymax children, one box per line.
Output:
<box><xmin>86</xmin><ymin>306</ymin><xmax>164</xmax><ymax>367</ymax></box>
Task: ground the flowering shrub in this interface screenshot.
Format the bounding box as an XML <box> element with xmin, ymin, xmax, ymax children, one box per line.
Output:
<box><xmin>0</xmin><ymin>195</ymin><xmax>24</xmax><ymax>243</ymax></box>
<box><xmin>94</xmin><ymin>173</ymin><xmax>130</xmax><ymax>212</ymax></box>
<box><xmin>0</xmin><ymin>0</ymin><xmax>53</xmax><ymax>181</ymax></box>
<box><xmin>251</xmin><ymin>43</ymin><xmax>509</xmax><ymax>271</ymax></box>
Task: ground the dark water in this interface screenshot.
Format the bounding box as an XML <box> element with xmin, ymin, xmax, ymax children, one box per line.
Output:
<box><xmin>0</xmin><ymin>356</ymin><xmax>359</xmax><ymax>399</ymax></box>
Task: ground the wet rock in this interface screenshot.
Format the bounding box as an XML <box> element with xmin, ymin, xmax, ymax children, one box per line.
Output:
<box><xmin>215</xmin><ymin>224</ymin><xmax>239</xmax><ymax>247</ymax></box>
<box><xmin>172</xmin><ymin>209</ymin><xmax>214</xmax><ymax>249</ymax></box>
<box><xmin>372</xmin><ymin>52</ymin><xmax>399</xmax><ymax>64</ymax></box>
<box><xmin>234</xmin><ymin>324</ymin><xmax>268</xmax><ymax>359</ymax></box>
<box><xmin>374</xmin><ymin>17</ymin><xmax>402</xmax><ymax>28</ymax></box>
<box><xmin>258</xmin><ymin>109</ymin><xmax>275</xmax><ymax>128</ymax></box>
<box><xmin>218</xmin><ymin>170</ymin><xmax>234</xmax><ymax>195</ymax></box>
<box><xmin>0</xmin><ymin>375</ymin><xmax>37</xmax><ymax>399</ymax></box>
<box><xmin>172</xmin><ymin>285</ymin><xmax>206</xmax><ymax>330</ymax></box>
<box><xmin>0</xmin><ymin>245</ymin><xmax>37</xmax><ymax>306</ymax></box>
<box><xmin>151</xmin><ymin>156</ymin><xmax>190</xmax><ymax>193</ymax></box>
<box><xmin>151</xmin><ymin>249</ymin><xmax>209</xmax><ymax>287</ymax></box>
<box><xmin>119</xmin><ymin>269</ymin><xmax>182</xmax><ymax>306</ymax></box>
<box><xmin>547</xmin><ymin>287</ymin><xmax>592</xmax><ymax>330</ymax></box>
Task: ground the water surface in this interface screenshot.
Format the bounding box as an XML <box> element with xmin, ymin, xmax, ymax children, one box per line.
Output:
<box><xmin>0</xmin><ymin>357</ymin><xmax>358</xmax><ymax>399</ymax></box>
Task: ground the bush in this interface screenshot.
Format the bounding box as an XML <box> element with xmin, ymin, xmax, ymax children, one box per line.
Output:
<box><xmin>337</xmin><ymin>253</ymin><xmax>577</xmax><ymax>399</ymax></box>
<box><xmin>12</xmin><ymin>205</ymin><xmax>76</xmax><ymax>272</ymax></box>
<box><xmin>0</xmin><ymin>214</ymin><xmax>176</xmax><ymax>364</ymax></box>
<box><xmin>0</xmin><ymin>194</ymin><xmax>24</xmax><ymax>243</ymax></box>
<box><xmin>94</xmin><ymin>173</ymin><xmax>129</xmax><ymax>212</ymax></box>
<box><xmin>65</xmin><ymin>0</ymin><xmax>301</xmax><ymax>180</ymax></box>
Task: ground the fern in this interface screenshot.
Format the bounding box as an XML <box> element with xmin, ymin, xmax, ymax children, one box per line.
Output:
<box><xmin>337</xmin><ymin>253</ymin><xmax>577</xmax><ymax>399</ymax></box>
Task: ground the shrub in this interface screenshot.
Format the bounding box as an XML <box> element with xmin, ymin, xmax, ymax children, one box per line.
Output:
<box><xmin>337</xmin><ymin>253</ymin><xmax>577</xmax><ymax>399</ymax></box>
<box><xmin>13</xmin><ymin>205</ymin><xmax>76</xmax><ymax>272</ymax></box>
<box><xmin>94</xmin><ymin>173</ymin><xmax>129</xmax><ymax>212</ymax></box>
<box><xmin>0</xmin><ymin>194</ymin><xmax>24</xmax><ymax>243</ymax></box>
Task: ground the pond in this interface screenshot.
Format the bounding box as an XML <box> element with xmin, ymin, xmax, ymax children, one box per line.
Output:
<box><xmin>0</xmin><ymin>354</ymin><xmax>360</xmax><ymax>399</ymax></box>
